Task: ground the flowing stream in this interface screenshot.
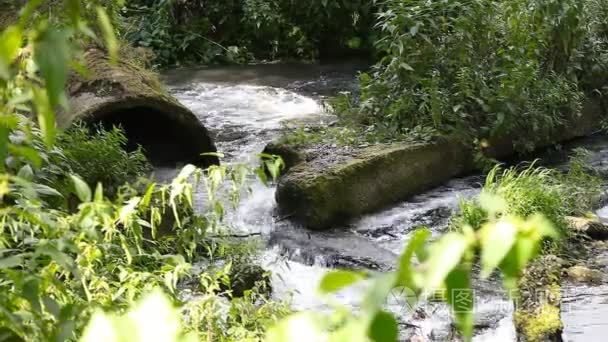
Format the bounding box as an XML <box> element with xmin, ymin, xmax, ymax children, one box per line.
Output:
<box><xmin>161</xmin><ymin>64</ymin><xmax>608</xmax><ymax>341</ymax></box>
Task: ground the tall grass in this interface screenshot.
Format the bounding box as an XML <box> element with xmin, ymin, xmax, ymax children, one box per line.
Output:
<box><xmin>454</xmin><ymin>153</ymin><xmax>603</xmax><ymax>234</ymax></box>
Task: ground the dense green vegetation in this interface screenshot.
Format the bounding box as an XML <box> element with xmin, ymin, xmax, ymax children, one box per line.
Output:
<box><xmin>1</xmin><ymin>1</ymin><xmax>607</xmax><ymax>341</ymax></box>
<box><xmin>312</xmin><ymin>0</ymin><xmax>608</xmax><ymax>153</ymax></box>
<box><xmin>120</xmin><ymin>0</ymin><xmax>378</xmax><ymax>66</ymax></box>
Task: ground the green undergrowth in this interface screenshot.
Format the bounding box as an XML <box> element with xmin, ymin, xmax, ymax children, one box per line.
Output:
<box><xmin>329</xmin><ymin>0</ymin><xmax>608</xmax><ymax>152</ymax></box>
<box><xmin>453</xmin><ymin>151</ymin><xmax>603</xmax><ymax>238</ymax></box>
<box><xmin>120</xmin><ymin>0</ymin><xmax>378</xmax><ymax>67</ymax></box>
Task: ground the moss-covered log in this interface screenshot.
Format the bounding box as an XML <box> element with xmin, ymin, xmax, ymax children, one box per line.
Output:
<box><xmin>60</xmin><ymin>49</ymin><xmax>218</xmax><ymax>166</ymax></box>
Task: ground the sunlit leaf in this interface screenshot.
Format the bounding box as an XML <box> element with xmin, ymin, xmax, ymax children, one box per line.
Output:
<box><xmin>34</xmin><ymin>28</ymin><xmax>70</xmax><ymax>109</ymax></box>
<box><xmin>265</xmin><ymin>312</ymin><xmax>324</xmax><ymax>342</ymax></box>
<box><xmin>0</xmin><ymin>26</ymin><xmax>22</xmax><ymax>79</ymax></box>
<box><xmin>70</xmin><ymin>174</ymin><xmax>91</xmax><ymax>202</ymax></box>
<box><xmin>479</xmin><ymin>219</ymin><xmax>517</xmax><ymax>278</ymax></box>
<box><xmin>319</xmin><ymin>270</ymin><xmax>365</xmax><ymax>294</ymax></box>
<box><xmin>96</xmin><ymin>7</ymin><xmax>118</xmax><ymax>64</ymax></box>
<box><xmin>397</xmin><ymin>228</ymin><xmax>431</xmax><ymax>288</ymax></box>
<box><xmin>424</xmin><ymin>233</ymin><xmax>470</xmax><ymax>291</ymax></box>
<box><xmin>445</xmin><ymin>265</ymin><xmax>473</xmax><ymax>342</ymax></box>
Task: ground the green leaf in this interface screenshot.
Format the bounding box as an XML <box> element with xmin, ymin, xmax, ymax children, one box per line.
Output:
<box><xmin>424</xmin><ymin>233</ymin><xmax>470</xmax><ymax>291</ymax></box>
<box><xmin>362</xmin><ymin>272</ymin><xmax>398</xmax><ymax>312</ymax></box>
<box><xmin>96</xmin><ymin>7</ymin><xmax>118</xmax><ymax>64</ymax></box>
<box><xmin>445</xmin><ymin>265</ymin><xmax>473</xmax><ymax>342</ymax></box>
<box><xmin>0</xmin><ymin>254</ymin><xmax>26</xmax><ymax>269</ymax></box>
<box><xmin>10</xmin><ymin>145</ymin><xmax>43</xmax><ymax>168</ymax></box>
<box><xmin>0</xmin><ymin>126</ymin><xmax>9</xmax><ymax>172</ymax></box>
<box><xmin>397</xmin><ymin>228</ymin><xmax>431</xmax><ymax>289</ymax></box>
<box><xmin>94</xmin><ymin>183</ymin><xmax>103</xmax><ymax>203</ymax></box>
<box><xmin>479</xmin><ymin>219</ymin><xmax>517</xmax><ymax>278</ymax></box>
<box><xmin>70</xmin><ymin>175</ymin><xmax>91</xmax><ymax>202</ymax></box>
<box><xmin>0</xmin><ymin>26</ymin><xmax>22</xmax><ymax>79</ymax></box>
<box><xmin>33</xmin><ymin>183</ymin><xmax>63</xmax><ymax>198</ymax></box>
<box><xmin>17</xmin><ymin>164</ymin><xmax>34</xmax><ymax>181</ymax></box>
<box><xmin>34</xmin><ymin>28</ymin><xmax>70</xmax><ymax>108</ymax></box>
<box><xmin>32</xmin><ymin>88</ymin><xmax>57</xmax><ymax>148</ymax></box>
<box><xmin>36</xmin><ymin>244</ymin><xmax>76</xmax><ymax>276</ymax></box>
<box><xmin>368</xmin><ymin>311</ymin><xmax>398</xmax><ymax>342</ymax></box>
<box><xmin>319</xmin><ymin>270</ymin><xmax>365</xmax><ymax>294</ymax></box>
<box><xmin>266</xmin><ymin>313</ymin><xmax>324</xmax><ymax>342</ymax></box>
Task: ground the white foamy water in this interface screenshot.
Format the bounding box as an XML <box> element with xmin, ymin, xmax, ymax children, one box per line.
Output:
<box><xmin>171</xmin><ymin>83</ymin><xmax>323</xmax><ymax>163</ymax></box>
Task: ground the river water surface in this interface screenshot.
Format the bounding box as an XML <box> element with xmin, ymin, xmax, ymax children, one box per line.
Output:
<box><xmin>161</xmin><ymin>64</ymin><xmax>608</xmax><ymax>341</ymax></box>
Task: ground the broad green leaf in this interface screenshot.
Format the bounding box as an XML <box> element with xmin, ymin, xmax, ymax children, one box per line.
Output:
<box><xmin>80</xmin><ymin>310</ymin><xmax>118</xmax><ymax>342</ymax></box>
<box><xmin>34</xmin><ymin>28</ymin><xmax>70</xmax><ymax>109</ymax></box>
<box><xmin>33</xmin><ymin>183</ymin><xmax>63</xmax><ymax>197</ymax></box>
<box><xmin>265</xmin><ymin>312</ymin><xmax>324</xmax><ymax>342</ymax></box>
<box><xmin>397</xmin><ymin>228</ymin><xmax>431</xmax><ymax>289</ymax></box>
<box><xmin>0</xmin><ymin>125</ymin><xmax>9</xmax><ymax>172</ymax></box>
<box><xmin>32</xmin><ymin>88</ymin><xmax>57</xmax><ymax>148</ymax></box>
<box><xmin>96</xmin><ymin>7</ymin><xmax>118</xmax><ymax>64</ymax></box>
<box><xmin>445</xmin><ymin>265</ymin><xmax>473</xmax><ymax>342</ymax></box>
<box><xmin>368</xmin><ymin>311</ymin><xmax>398</xmax><ymax>342</ymax></box>
<box><xmin>319</xmin><ymin>270</ymin><xmax>365</xmax><ymax>294</ymax></box>
<box><xmin>362</xmin><ymin>272</ymin><xmax>397</xmax><ymax>312</ymax></box>
<box><xmin>23</xmin><ymin>278</ymin><xmax>41</xmax><ymax>313</ymax></box>
<box><xmin>479</xmin><ymin>219</ymin><xmax>517</xmax><ymax>278</ymax></box>
<box><xmin>36</xmin><ymin>244</ymin><xmax>76</xmax><ymax>276</ymax></box>
<box><xmin>424</xmin><ymin>233</ymin><xmax>470</xmax><ymax>291</ymax></box>
<box><xmin>94</xmin><ymin>183</ymin><xmax>103</xmax><ymax>203</ymax></box>
<box><xmin>9</xmin><ymin>145</ymin><xmax>43</xmax><ymax>168</ymax></box>
<box><xmin>70</xmin><ymin>175</ymin><xmax>91</xmax><ymax>202</ymax></box>
<box><xmin>478</xmin><ymin>192</ymin><xmax>507</xmax><ymax>218</ymax></box>
<box><xmin>0</xmin><ymin>254</ymin><xmax>26</xmax><ymax>269</ymax></box>
<box><xmin>119</xmin><ymin>197</ymin><xmax>141</xmax><ymax>224</ymax></box>
<box><xmin>0</xmin><ymin>26</ymin><xmax>22</xmax><ymax>79</ymax></box>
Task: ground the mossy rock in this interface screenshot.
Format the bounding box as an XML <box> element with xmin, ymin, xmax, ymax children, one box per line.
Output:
<box><xmin>275</xmin><ymin>137</ymin><xmax>474</xmax><ymax>229</ymax></box>
<box><xmin>262</xmin><ymin>141</ymin><xmax>306</xmax><ymax>174</ymax></box>
<box><xmin>565</xmin><ymin>265</ymin><xmax>603</xmax><ymax>284</ymax></box>
<box><xmin>514</xmin><ymin>255</ymin><xmax>564</xmax><ymax>342</ymax></box>
<box><xmin>60</xmin><ymin>49</ymin><xmax>218</xmax><ymax>166</ymax></box>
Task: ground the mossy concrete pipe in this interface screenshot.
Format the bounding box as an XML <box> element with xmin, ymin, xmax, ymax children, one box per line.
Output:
<box><xmin>276</xmin><ymin>137</ymin><xmax>474</xmax><ymax>230</ymax></box>
<box><xmin>275</xmin><ymin>97</ymin><xmax>604</xmax><ymax>230</ymax></box>
<box><xmin>59</xmin><ymin>49</ymin><xmax>218</xmax><ymax>166</ymax></box>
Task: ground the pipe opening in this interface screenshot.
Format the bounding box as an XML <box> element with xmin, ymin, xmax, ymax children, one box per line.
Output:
<box><xmin>91</xmin><ymin>106</ymin><xmax>214</xmax><ymax>167</ymax></box>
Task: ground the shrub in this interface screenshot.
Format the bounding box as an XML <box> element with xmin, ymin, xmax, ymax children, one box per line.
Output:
<box><xmin>51</xmin><ymin>124</ymin><xmax>151</xmax><ymax>198</ymax></box>
<box><xmin>121</xmin><ymin>0</ymin><xmax>378</xmax><ymax>66</ymax></box>
<box><xmin>336</xmin><ymin>0</ymin><xmax>608</xmax><ymax>149</ymax></box>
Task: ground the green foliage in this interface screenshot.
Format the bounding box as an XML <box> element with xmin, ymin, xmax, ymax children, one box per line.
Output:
<box><xmin>0</xmin><ymin>3</ymin><xmax>288</xmax><ymax>341</ymax></box>
<box><xmin>52</xmin><ymin>124</ymin><xmax>151</xmax><ymax>198</ymax></box>
<box><xmin>335</xmin><ymin>0</ymin><xmax>608</xmax><ymax>149</ymax></box>
<box><xmin>122</xmin><ymin>0</ymin><xmax>378</xmax><ymax>66</ymax></box>
<box><xmin>454</xmin><ymin>156</ymin><xmax>603</xmax><ymax>235</ymax></box>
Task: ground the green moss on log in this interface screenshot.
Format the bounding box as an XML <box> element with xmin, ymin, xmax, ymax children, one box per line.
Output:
<box><xmin>276</xmin><ymin>137</ymin><xmax>473</xmax><ymax>229</ymax></box>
